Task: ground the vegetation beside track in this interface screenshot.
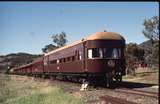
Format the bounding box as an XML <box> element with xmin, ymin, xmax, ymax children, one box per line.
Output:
<box><xmin>123</xmin><ymin>68</ymin><xmax>159</xmax><ymax>85</ymax></box>
<box><xmin>0</xmin><ymin>74</ymin><xmax>82</xmax><ymax>104</ymax></box>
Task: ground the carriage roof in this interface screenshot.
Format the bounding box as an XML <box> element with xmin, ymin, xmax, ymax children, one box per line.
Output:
<box><xmin>45</xmin><ymin>31</ymin><xmax>125</xmax><ymax>56</ymax></box>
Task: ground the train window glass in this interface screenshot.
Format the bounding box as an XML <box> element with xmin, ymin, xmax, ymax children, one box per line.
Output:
<box><xmin>79</xmin><ymin>51</ymin><xmax>82</xmax><ymax>60</ymax></box>
<box><xmin>92</xmin><ymin>48</ymin><xmax>103</xmax><ymax>58</ymax></box>
<box><xmin>92</xmin><ymin>48</ymin><xmax>100</xmax><ymax>58</ymax></box>
<box><xmin>50</xmin><ymin>60</ymin><xmax>56</xmax><ymax>64</ymax></box>
<box><xmin>103</xmin><ymin>48</ymin><xmax>113</xmax><ymax>58</ymax></box>
<box><xmin>60</xmin><ymin>59</ymin><xmax>62</xmax><ymax>63</ymax></box>
<box><xmin>112</xmin><ymin>48</ymin><xmax>118</xmax><ymax>58</ymax></box>
<box><xmin>75</xmin><ymin>50</ymin><xmax>78</xmax><ymax>60</ymax></box>
<box><xmin>103</xmin><ymin>48</ymin><xmax>120</xmax><ymax>58</ymax></box>
<box><xmin>88</xmin><ymin>49</ymin><xmax>92</xmax><ymax>59</ymax></box>
<box><xmin>118</xmin><ymin>49</ymin><xmax>121</xmax><ymax>58</ymax></box>
<box><xmin>57</xmin><ymin>59</ymin><xmax>59</xmax><ymax>64</ymax></box>
<box><xmin>79</xmin><ymin>55</ymin><xmax>82</xmax><ymax>60</ymax></box>
<box><xmin>75</xmin><ymin>51</ymin><xmax>81</xmax><ymax>60</ymax></box>
<box><xmin>44</xmin><ymin>61</ymin><xmax>47</xmax><ymax>66</ymax></box>
<box><xmin>63</xmin><ymin>58</ymin><xmax>66</xmax><ymax>62</ymax></box>
<box><xmin>71</xmin><ymin>56</ymin><xmax>75</xmax><ymax>61</ymax></box>
<box><xmin>88</xmin><ymin>48</ymin><xmax>121</xmax><ymax>59</ymax></box>
<box><xmin>67</xmin><ymin>57</ymin><xmax>70</xmax><ymax>62</ymax></box>
<box><xmin>77</xmin><ymin>56</ymin><xmax>79</xmax><ymax>60</ymax></box>
<box><xmin>99</xmin><ymin>48</ymin><xmax>103</xmax><ymax>58</ymax></box>
<box><xmin>44</xmin><ymin>57</ymin><xmax>48</xmax><ymax>65</ymax></box>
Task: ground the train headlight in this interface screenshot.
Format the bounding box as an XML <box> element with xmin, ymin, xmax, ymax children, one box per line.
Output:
<box><xmin>107</xmin><ymin>60</ymin><xmax>115</xmax><ymax>67</ymax></box>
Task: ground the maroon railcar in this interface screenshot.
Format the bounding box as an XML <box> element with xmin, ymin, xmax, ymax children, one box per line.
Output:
<box><xmin>31</xmin><ymin>57</ymin><xmax>44</xmax><ymax>74</ymax></box>
<box><xmin>12</xmin><ymin>31</ymin><xmax>126</xmax><ymax>87</ymax></box>
<box><xmin>12</xmin><ymin>63</ymin><xmax>32</xmax><ymax>75</ymax></box>
<box><xmin>44</xmin><ymin>40</ymin><xmax>85</xmax><ymax>73</ymax></box>
<box><xmin>43</xmin><ymin>31</ymin><xmax>126</xmax><ymax>86</ymax></box>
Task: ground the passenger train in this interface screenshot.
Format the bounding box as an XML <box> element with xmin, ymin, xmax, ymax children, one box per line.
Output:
<box><xmin>11</xmin><ymin>31</ymin><xmax>126</xmax><ymax>87</ymax></box>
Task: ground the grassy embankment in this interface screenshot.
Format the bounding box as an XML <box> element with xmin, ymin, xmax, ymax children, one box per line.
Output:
<box><xmin>123</xmin><ymin>67</ymin><xmax>159</xmax><ymax>85</ymax></box>
<box><xmin>0</xmin><ymin>74</ymin><xmax>82</xmax><ymax>104</ymax></box>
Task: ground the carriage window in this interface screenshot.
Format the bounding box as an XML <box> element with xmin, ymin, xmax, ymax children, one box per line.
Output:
<box><xmin>88</xmin><ymin>48</ymin><xmax>121</xmax><ymax>59</ymax></box>
<box><xmin>99</xmin><ymin>48</ymin><xmax>103</xmax><ymax>58</ymax></box>
<box><xmin>50</xmin><ymin>60</ymin><xmax>56</xmax><ymax>64</ymax></box>
<box><xmin>79</xmin><ymin>51</ymin><xmax>82</xmax><ymax>60</ymax></box>
<box><xmin>118</xmin><ymin>49</ymin><xmax>121</xmax><ymax>58</ymax></box>
<box><xmin>57</xmin><ymin>59</ymin><xmax>59</xmax><ymax>64</ymax></box>
<box><xmin>67</xmin><ymin>57</ymin><xmax>71</xmax><ymax>61</ymax></box>
<box><xmin>44</xmin><ymin>58</ymin><xmax>48</xmax><ymax>65</ymax></box>
<box><xmin>44</xmin><ymin>61</ymin><xmax>47</xmax><ymax>65</ymax></box>
<box><xmin>63</xmin><ymin>58</ymin><xmax>66</xmax><ymax>62</ymax></box>
<box><xmin>60</xmin><ymin>59</ymin><xmax>63</xmax><ymax>63</ymax></box>
<box><xmin>112</xmin><ymin>48</ymin><xmax>118</xmax><ymax>58</ymax></box>
<box><xmin>88</xmin><ymin>49</ymin><xmax>92</xmax><ymax>58</ymax></box>
<box><xmin>103</xmin><ymin>48</ymin><xmax>121</xmax><ymax>58</ymax></box>
<box><xmin>79</xmin><ymin>55</ymin><xmax>82</xmax><ymax>60</ymax></box>
<box><xmin>88</xmin><ymin>48</ymin><xmax>103</xmax><ymax>58</ymax></box>
<box><xmin>92</xmin><ymin>48</ymin><xmax>100</xmax><ymax>58</ymax></box>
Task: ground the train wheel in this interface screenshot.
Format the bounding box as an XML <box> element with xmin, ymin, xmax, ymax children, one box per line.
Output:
<box><xmin>62</xmin><ymin>75</ymin><xmax>67</xmax><ymax>81</ymax></box>
<box><xmin>119</xmin><ymin>75</ymin><xmax>122</xmax><ymax>82</ymax></box>
<box><xmin>115</xmin><ymin>75</ymin><xmax>122</xmax><ymax>82</ymax></box>
<box><xmin>50</xmin><ymin>75</ymin><xmax>56</xmax><ymax>80</ymax></box>
<box><xmin>42</xmin><ymin>75</ymin><xmax>46</xmax><ymax>79</ymax></box>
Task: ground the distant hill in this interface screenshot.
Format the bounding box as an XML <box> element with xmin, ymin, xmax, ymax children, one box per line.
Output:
<box><xmin>139</xmin><ymin>40</ymin><xmax>153</xmax><ymax>50</ymax></box>
<box><xmin>0</xmin><ymin>52</ymin><xmax>42</xmax><ymax>73</ymax></box>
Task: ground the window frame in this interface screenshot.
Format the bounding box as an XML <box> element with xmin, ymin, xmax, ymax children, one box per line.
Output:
<box><xmin>87</xmin><ymin>47</ymin><xmax>121</xmax><ymax>59</ymax></box>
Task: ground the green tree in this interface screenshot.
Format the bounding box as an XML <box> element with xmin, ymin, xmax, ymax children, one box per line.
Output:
<box><xmin>42</xmin><ymin>31</ymin><xmax>67</xmax><ymax>53</ymax></box>
<box><xmin>125</xmin><ymin>43</ymin><xmax>145</xmax><ymax>75</ymax></box>
<box><xmin>51</xmin><ymin>31</ymin><xmax>67</xmax><ymax>47</ymax></box>
<box><xmin>126</xmin><ymin>43</ymin><xmax>145</xmax><ymax>61</ymax></box>
<box><xmin>42</xmin><ymin>44</ymin><xmax>57</xmax><ymax>53</ymax></box>
<box><xmin>142</xmin><ymin>16</ymin><xmax>159</xmax><ymax>68</ymax></box>
<box><xmin>143</xmin><ymin>16</ymin><xmax>159</xmax><ymax>41</ymax></box>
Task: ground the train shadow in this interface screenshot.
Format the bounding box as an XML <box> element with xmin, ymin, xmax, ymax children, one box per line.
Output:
<box><xmin>111</xmin><ymin>81</ymin><xmax>157</xmax><ymax>89</ymax></box>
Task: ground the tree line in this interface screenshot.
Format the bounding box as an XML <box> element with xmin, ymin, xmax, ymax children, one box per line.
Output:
<box><xmin>126</xmin><ymin>16</ymin><xmax>159</xmax><ymax>75</ymax></box>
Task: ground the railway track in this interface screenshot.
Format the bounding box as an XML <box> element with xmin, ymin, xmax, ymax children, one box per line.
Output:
<box><xmin>99</xmin><ymin>95</ymin><xmax>137</xmax><ymax>104</ymax></box>
<box><xmin>87</xmin><ymin>95</ymin><xmax>138</xmax><ymax>104</ymax></box>
<box><xmin>33</xmin><ymin>76</ymin><xmax>159</xmax><ymax>100</ymax></box>
<box><xmin>114</xmin><ymin>88</ymin><xmax>158</xmax><ymax>99</ymax></box>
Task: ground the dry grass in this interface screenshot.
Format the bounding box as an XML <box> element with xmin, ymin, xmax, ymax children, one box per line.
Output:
<box><xmin>0</xmin><ymin>74</ymin><xmax>82</xmax><ymax>104</ymax></box>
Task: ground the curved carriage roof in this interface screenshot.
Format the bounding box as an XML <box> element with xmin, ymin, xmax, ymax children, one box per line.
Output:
<box><xmin>86</xmin><ymin>32</ymin><xmax>124</xmax><ymax>40</ymax></box>
<box><xmin>45</xmin><ymin>31</ymin><xmax>125</xmax><ymax>56</ymax></box>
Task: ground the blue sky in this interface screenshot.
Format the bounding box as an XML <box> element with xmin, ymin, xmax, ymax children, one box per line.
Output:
<box><xmin>0</xmin><ymin>2</ymin><xmax>159</xmax><ymax>55</ymax></box>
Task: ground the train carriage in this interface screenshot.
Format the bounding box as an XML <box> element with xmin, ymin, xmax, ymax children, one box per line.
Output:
<box><xmin>43</xmin><ymin>31</ymin><xmax>126</xmax><ymax>86</ymax></box>
<box><xmin>12</xmin><ymin>31</ymin><xmax>126</xmax><ymax>87</ymax></box>
<box><xmin>32</xmin><ymin>57</ymin><xmax>44</xmax><ymax>75</ymax></box>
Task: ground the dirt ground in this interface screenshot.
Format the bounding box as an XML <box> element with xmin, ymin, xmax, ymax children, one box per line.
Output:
<box><xmin>123</xmin><ymin>67</ymin><xmax>159</xmax><ymax>85</ymax></box>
